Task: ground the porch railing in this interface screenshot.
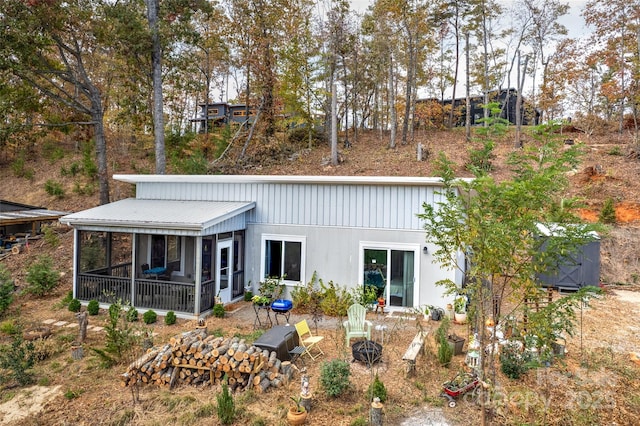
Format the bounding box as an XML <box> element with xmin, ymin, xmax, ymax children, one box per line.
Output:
<box><xmin>135</xmin><ymin>280</ymin><xmax>195</xmax><ymax>313</ymax></box>
<box><xmin>232</xmin><ymin>270</ymin><xmax>244</xmax><ymax>299</ymax></box>
<box><xmin>77</xmin><ymin>274</ymin><xmax>132</xmax><ymax>304</ymax></box>
<box><xmin>200</xmin><ymin>279</ymin><xmax>215</xmax><ymax>312</ymax></box>
<box><xmin>84</xmin><ymin>262</ymin><xmax>131</xmax><ymax>278</ymax></box>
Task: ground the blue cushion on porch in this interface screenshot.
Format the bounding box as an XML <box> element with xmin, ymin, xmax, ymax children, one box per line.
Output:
<box><xmin>271</xmin><ymin>299</ymin><xmax>293</xmax><ymax>312</ymax></box>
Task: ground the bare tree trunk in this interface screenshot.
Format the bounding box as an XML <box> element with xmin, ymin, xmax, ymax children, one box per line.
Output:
<box><xmin>331</xmin><ymin>83</ymin><xmax>338</xmax><ymax>165</ymax></box>
<box><xmin>515</xmin><ymin>51</ymin><xmax>529</xmax><ymax>148</ymax></box>
<box><xmin>388</xmin><ymin>53</ymin><xmax>397</xmax><ymax>149</ymax></box>
<box><xmin>465</xmin><ymin>32</ymin><xmax>471</xmax><ymax>141</ymax></box>
<box><xmin>146</xmin><ymin>0</ymin><xmax>165</xmax><ymax>174</ymax></box>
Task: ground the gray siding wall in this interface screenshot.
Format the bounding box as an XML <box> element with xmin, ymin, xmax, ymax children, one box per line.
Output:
<box><xmin>136</xmin><ymin>182</ymin><xmax>445</xmax><ymax>231</ymax></box>
<box><xmin>245</xmin><ymin>223</ymin><xmax>456</xmax><ymax>308</ymax></box>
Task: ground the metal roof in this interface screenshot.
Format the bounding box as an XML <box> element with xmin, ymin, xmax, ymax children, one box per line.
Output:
<box><xmin>59</xmin><ymin>199</ymin><xmax>255</xmax><ymax>232</ymax></box>
<box><xmin>113</xmin><ymin>174</ymin><xmax>454</xmax><ymax>186</ymax></box>
<box><xmin>0</xmin><ymin>208</ymin><xmax>68</xmax><ymax>226</ymax></box>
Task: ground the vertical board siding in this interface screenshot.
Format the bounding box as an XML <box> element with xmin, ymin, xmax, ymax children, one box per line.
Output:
<box><xmin>136</xmin><ymin>180</ymin><xmax>444</xmax><ymax>231</ymax></box>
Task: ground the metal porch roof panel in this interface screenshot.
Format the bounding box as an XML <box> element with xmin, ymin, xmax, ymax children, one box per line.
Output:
<box><xmin>59</xmin><ymin>199</ymin><xmax>255</xmax><ymax>232</ymax></box>
<box><xmin>0</xmin><ymin>208</ymin><xmax>69</xmax><ymax>225</ymax></box>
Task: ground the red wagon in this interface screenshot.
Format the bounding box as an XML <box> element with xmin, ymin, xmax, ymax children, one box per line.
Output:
<box><xmin>440</xmin><ymin>372</ymin><xmax>480</xmax><ymax>407</ymax></box>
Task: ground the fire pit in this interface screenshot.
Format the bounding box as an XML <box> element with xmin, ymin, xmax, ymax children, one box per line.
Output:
<box><xmin>352</xmin><ymin>340</ymin><xmax>382</xmax><ymax>366</ymax></box>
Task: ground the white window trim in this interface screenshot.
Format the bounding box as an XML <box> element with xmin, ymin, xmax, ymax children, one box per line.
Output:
<box><xmin>260</xmin><ymin>234</ymin><xmax>306</xmax><ymax>286</ymax></box>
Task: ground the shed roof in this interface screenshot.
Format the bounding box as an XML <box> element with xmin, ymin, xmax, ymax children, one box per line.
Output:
<box><xmin>0</xmin><ymin>201</ymin><xmax>68</xmax><ymax>227</ymax></box>
<box><xmin>59</xmin><ymin>199</ymin><xmax>255</xmax><ymax>233</ymax></box>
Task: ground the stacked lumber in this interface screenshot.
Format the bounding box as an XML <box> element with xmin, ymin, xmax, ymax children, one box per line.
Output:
<box><xmin>120</xmin><ymin>328</ymin><xmax>295</xmax><ymax>392</ymax></box>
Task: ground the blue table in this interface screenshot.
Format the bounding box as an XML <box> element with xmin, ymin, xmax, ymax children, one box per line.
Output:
<box><xmin>143</xmin><ymin>266</ymin><xmax>167</xmax><ymax>279</ymax></box>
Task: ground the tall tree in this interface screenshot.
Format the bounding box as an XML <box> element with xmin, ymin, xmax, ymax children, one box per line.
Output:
<box><xmin>0</xmin><ymin>0</ymin><xmax>111</xmax><ymax>204</ymax></box>
<box><xmin>146</xmin><ymin>0</ymin><xmax>166</xmax><ymax>173</ymax></box>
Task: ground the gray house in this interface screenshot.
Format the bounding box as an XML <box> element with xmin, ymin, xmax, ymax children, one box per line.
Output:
<box><xmin>60</xmin><ymin>175</ymin><xmax>464</xmax><ymax>319</ymax></box>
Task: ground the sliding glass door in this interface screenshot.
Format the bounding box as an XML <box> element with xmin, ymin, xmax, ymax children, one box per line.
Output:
<box><xmin>362</xmin><ymin>245</ymin><xmax>417</xmax><ymax>309</ymax></box>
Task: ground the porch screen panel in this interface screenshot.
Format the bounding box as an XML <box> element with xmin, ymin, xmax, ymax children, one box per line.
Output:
<box><xmin>151</xmin><ymin>235</ymin><xmax>165</xmax><ymax>268</ymax></box>
<box><xmin>167</xmin><ymin>235</ymin><xmax>181</xmax><ymax>272</ymax></box>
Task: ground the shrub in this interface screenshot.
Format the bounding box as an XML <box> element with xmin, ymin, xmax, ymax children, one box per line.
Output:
<box><xmin>42</xmin><ymin>226</ymin><xmax>60</xmax><ymax>247</ymax></box>
<box><xmin>243</xmin><ymin>291</ymin><xmax>253</xmax><ymax>302</ymax></box>
<box><xmin>216</xmin><ymin>377</ymin><xmax>236</xmax><ymax>425</ymax></box>
<box><xmin>68</xmin><ymin>298</ymin><xmax>81</xmax><ymax>313</ymax></box>
<box><xmin>165</xmin><ymin>311</ymin><xmax>177</xmax><ymax>325</ymax></box>
<box><xmin>320</xmin><ymin>359</ymin><xmax>351</xmax><ymax>397</ymax></box>
<box><xmin>366</xmin><ymin>374</ymin><xmax>388</xmax><ymax>403</ymax></box>
<box><xmin>11</xmin><ymin>156</ymin><xmax>35</xmax><ymax>180</ymax></box>
<box><xmin>319</xmin><ymin>280</ymin><xmax>352</xmax><ymax>316</ymax></box>
<box><xmin>126</xmin><ymin>307</ymin><xmax>138</xmax><ymax>322</ymax></box>
<box><xmin>143</xmin><ymin>310</ymin><xmax>157</xmax><ymax>324</ymax></box>
<box><xmin>25</xmin><ymin>256</ymin><xmax>60</xmax><ymax>296</ymax></box>
<box><xmin>500</xmin><ymin>342</ymin><xmax>530</xmax><ymax>379</ymax></box>
<box><xmin>0</xmin><ymin>331</ymin><xmax>36</xmax><ymax>386</ymax></box>
<box><xmin>87</xmin><ymin>300</ymin><xmax>100</xmax><ymax>315</ymax></box>
<box><xmin>213</xmin><ymin>304</ymin><xmax>225</xmax><ymax>318</ymax></box>
<box><xmin>599</xmin><ymin>198</ymin><xmax>617</xmax><ymax>224</ymax></box>
<box><xmin>0</xmin><ymin>264</ymin><xmax>15</xmax><ymax>316</ymax></box>
<box><xmin>436</xmin><ymin>317</ymin><xmax>453</xmax><ymax>366</ymax></box>
<box><xmin>44</xmin><ymin>179</ymin><xmax>64</xmax><ymax>198</ymax></box>
<box><xmin>91</xmin><ymin>300</ymin><xmax>137</xmax><ymax>367</ymax></box>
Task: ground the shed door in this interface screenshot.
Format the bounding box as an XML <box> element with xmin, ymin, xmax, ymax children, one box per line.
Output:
<box><xmin>557</xmin><ymin>252</ymin><xmax>583</xmax><ymax>289</ymax></box>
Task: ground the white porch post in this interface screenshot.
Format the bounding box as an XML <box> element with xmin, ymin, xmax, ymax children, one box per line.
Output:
<box><xmin>194</xmin><ymin>237</ymin><xmax>202</xmax><ymax>317</ymax></box>
<box><xmin>131</xmin><ymin>233</ymin><xmax>137</xmax><ymax>305</ymax></box>
<box><xmin>72</xmin><ymin>229</ymin><xmax>78</xmax><ymax>299</ymax></box>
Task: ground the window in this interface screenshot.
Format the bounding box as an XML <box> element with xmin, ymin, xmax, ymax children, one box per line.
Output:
<box><xmin>207</xmin><ymin>107</ymin><xmax>219</xmax><ymax>116</ymax></box>
<box><xmin>262</xmin><ymin>235</ymin><xmax>305</xmax><ymax>283</ymax></box>
<box><xmin>233</xmin><ymin>110</ymin><xmax>246</xmax><ymax>117</ymax></box>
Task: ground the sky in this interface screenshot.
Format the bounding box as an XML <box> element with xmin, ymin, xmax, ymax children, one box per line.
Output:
<box><xmin>349</xmin><ymin>0</ymin><xmax>591</xmax><ymax>39</ymax></box>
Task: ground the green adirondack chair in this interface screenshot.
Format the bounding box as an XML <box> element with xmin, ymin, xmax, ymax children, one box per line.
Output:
<box><xmin>343</xmin><ymin>303</ymin><xmax>373</xmax><ymax>346</ymax></box>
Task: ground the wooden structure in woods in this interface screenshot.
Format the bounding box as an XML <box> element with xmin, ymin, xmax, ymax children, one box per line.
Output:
<box><xmin>0</xmin><ymin>200</ymin><xmax>67</xmax><ymax>237</ymax></box>
<box><xmin>121</xmin><ymin>328</ymin><xmax>295</xmax><ymax>392</ymax></box>
<box><xmin>189</xmin><ymin>102</ymin><xmax>257</xmax><ymax>133</ymax></box>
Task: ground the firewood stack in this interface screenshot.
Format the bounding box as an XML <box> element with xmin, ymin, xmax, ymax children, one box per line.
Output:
<box><xmin>120</xmin><ymin>328</ymin><xmax>295</xmax><ymax>392</ymax></box>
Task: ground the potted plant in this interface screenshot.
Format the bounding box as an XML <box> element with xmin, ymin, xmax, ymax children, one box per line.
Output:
<box><xmin>454</xmin><ymin>295</ymin><xmax>467</xmax><ymax>324</ymax></box>
<box><xmin>287</xmin><ymin>396</ymin><xmax>308</xmax><ymax>425</ymax></box>
<box><xmin>251</xmin><ymin>294</ymin><xmax>270</xmax><ymax>306</ymax></box>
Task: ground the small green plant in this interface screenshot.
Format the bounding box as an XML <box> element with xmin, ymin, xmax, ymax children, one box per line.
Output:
<box><xmin>319</xmin><ymin>279</ymin><xmax>353</xmax><ymax>316</ymax></box>
<box><xmin>0</xmin><ymin>319</ymin><xmax>19</xmax><ymax>335</ymax></box>
<box><xmin>91</xmin><ymin>300</ymin><xmax>137</xmax><ymax>367</ymax></box>
<box><xmin>213</xmin><ymin>304</ymin><xmax>225</xmax><ymax>318</ymax></box>
<box><xmin>216</xmin><ymin>377</ymin><xmax>236</xmax><ymax>425</ymax></box>
<box><xmin>0</xmin><ymin>330</ymin><xmax>36</xmax><ymax>386</ymax></box>
<box><xmin>68</xmin><ymin>298</ymin><xmax>81</xmax><ymax>313</ymax></box>
<box><xmin>164</xmin><ymin>311</ymin><xmax>177</xmax><ymax>325</ymax></box>
<box><xmin>44</xmin><ymin>179</ymin><xmax>65</xmax><ymax>198</ymax></box>
<box><xmin>599</xmin><ymin>198</ymin><xmax>617</xmax><ymax>224</ymax></box>
<box><xmin>42</xmin><ymin>226</ymin><xmax>60</xmax><ymax>247</ymax></box>
<box><xmin>0</xmin><ymin>264</ymin><xmax>15</xmax><ymax>316</ymax></box>
<box><xmin>289</xmin><ymin>395</ymin><xmax>306</xmax><ymax>413</ymax></box>
<box><xmin>24</xmin><ymin>256</ymin><xmax>60</xmax><ymax>297</ymax></box>
<box><xmin>126</xmin><ymin>306</ymin><xmax>138</xmax><ymax>322</ymax></box>
<box><xmin>11</xmin><ymin>156</ymin><xmax>35</xmax><ymax>180</ymax></box>
<box><xmin>500</xmin><ymin>341</ymin><xmax>531</xmax><ymax>379</ymax></box>
<box><xmin>64</xmin><ymin>388</ymin><xmax>84</xmax><ymax>400</ymax></box>
<box><xmin>606</xmin><ymin>146</ymin><xmax>623</xmax><ymax>156</ymax></box>
<box><xmin>143</xmin><ymin>310</ymin><xmax>157</xmax><ymax>324</ymax></box>
<box><xmin>350</xmin><ymin>417</ymin><xmax>368</xmax><ymax>426</ymax></box>
<box><xmin>366</xmin><ymin>373</ymin><xmax>388</xmax><ymax>403</ymax></box>
<box><xmin>320</xmin><ymin>359</ymin><xmax>351</xmax><ymax>397</ymax></box>
<box><xmin>243</xmin><ymin>291</ymin><xmax>253</xmax><ymax>302</ymax></box>
<box><xmin>436</xmin><ymin>317</ymin><xmax>453</xmax><ymax>366</ymax></box>
<box><xmin>87</xmin><ymin>300</ymin><xmax>100</xmax><ymax>315</ymax></box>
<box><xmin>81</xmin><ymin>141</ymin><xmax>98</xmax><ymax>179</ymax></box>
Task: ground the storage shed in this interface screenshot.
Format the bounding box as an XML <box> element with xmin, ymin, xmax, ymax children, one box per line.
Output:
<box><xmin>535</xmin><ymin>224</ymin><xmax>601</xmax><ymax>291</ymax></box>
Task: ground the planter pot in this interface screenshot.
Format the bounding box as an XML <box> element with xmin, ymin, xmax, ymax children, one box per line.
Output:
<box><xmin>287</xmin><ymin>408</ymin><xmax>308</xmax><ymax>425</ymax></box>
<box><xmin>454</xmin><ymin>312</ymin><xmax>467</xmax><ymax>324</ymax></box>
<box><xmin>447</xmin><ymin>334</ymin><xmax>466</xmax><ymax>356</ymax></box>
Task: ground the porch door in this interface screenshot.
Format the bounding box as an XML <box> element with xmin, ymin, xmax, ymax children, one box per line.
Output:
<box><xmin>363</xmin><ymin>246</ymin><xmax>416</xmax><ymax>309</ymax></box>
<box><xmin>216</xmin><ymin>239</ymin><xmax>233</xmax><ymax>303</ymax></box>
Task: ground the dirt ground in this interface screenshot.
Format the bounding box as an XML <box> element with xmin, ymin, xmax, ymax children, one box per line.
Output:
<box><xmin>1</xmin><ymin>128</ymin><xmax>640</xmax><ymax>425</ymax></box>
